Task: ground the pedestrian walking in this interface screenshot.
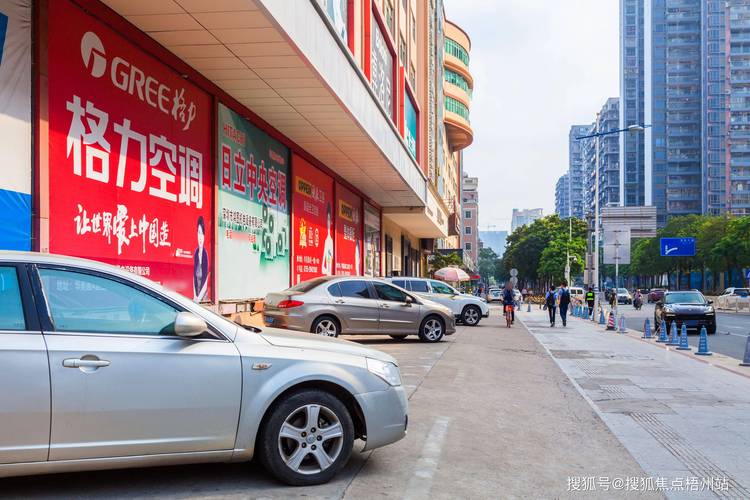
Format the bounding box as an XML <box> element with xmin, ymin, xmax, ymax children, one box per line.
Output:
<box><xmin>586</xmin><ymin>286</ymin><xmax>595</xmax><ymax>318</ymax></box>
<box><xmin>556</xmin><ymin>280</ymin><xmax>571</xmax><ymax>327</ymax></box>
<box><xmin>545</xmin><ymin>285</ymin><xmax>557</xmax><ymax>327</ymax></box>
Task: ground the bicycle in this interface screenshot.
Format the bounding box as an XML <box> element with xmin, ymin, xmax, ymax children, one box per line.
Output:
<box><xmin>504</xmin><ymin>304</ymin><xmax>513</xmax><ymax>328</ymax></box>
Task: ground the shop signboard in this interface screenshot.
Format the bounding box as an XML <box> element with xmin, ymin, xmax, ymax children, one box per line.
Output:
<box><xmin>404</xmin><ymin>91</ymin><xmax>417</xmax><ymax>159</ymax></box>
<box><xmin>335</xmin><ymin>183</ymin><xmax>362</xmax><ymax>276</ymax></box>
<box><xmin>370</xmin><ymin>10</ymin><xmax>393</xmax><ymax>119</ymax></box>
<box><xmin>48</xmin><ymin>0</ymin><xmax>213</xmax><ymax>300</ymax></box>
<box><xmin>0</xmin><ymin>0</ymin><xmax>31</xmax><ymax>250</ymax></box>
<box><xmin>292</xmin><ymin>156</ymin><xmax>334</xmax><ymax>284</ymax></box>
<box><xmin>217</xmin><ymin>103</ymin><xmax>290</xmax><ymax>299</ymax></box>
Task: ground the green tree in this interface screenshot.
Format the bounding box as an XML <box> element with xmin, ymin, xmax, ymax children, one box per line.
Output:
<box><xmin>429</xmin><ymin>252</ymin><xmax>464</xmax><ymax>274</ymax></box>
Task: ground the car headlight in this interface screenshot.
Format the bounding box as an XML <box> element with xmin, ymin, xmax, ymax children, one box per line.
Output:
<box><xmin>366</xmin><ymin>358</ymin><xmax>402</xmax><ymax>386</ymax></box>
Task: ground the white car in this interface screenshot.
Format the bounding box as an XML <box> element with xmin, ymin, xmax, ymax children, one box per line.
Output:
<box><xmin>715</xmin><ymin>287</ymin><xmax>750</xmax><ymax>310</ymax></box>
<box><xmin>386</xmin><ymin>277</ymin><xmax>490</xmax><ymax>326</ymax></box>
<box><xmin>487</xmin><ymin>287</ymin><xmax>502</xmax><ymax>303</ymax></box>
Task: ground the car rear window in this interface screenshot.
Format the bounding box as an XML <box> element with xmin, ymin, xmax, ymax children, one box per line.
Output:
<box><xmin>289</xmin><ymin>277</ymin><xmax>329</xmax><ymax>293</ymax></box>
<box><xmin>734</xmin><ymin>289</ymin><xmax>749</xmax><ymax>296</ymax></box>
<box><xmin>338</xmin><ymin>280</ymin><xmax>372</xmax><ymax>299</ymax></box>
<box><xmin>327</xmin><ymin>284</ymin><xmax>342</xmax><ymax>297</ymax></box>
<box><xmin>409</xmin><ymin>280</ymin><xmax>429</xmax><ymax>292</ymax></box>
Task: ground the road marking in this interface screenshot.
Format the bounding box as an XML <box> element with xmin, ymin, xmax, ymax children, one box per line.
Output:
<box><xmin>403</xmin><ymin>416</ymin><xmax>451</xmax><ymax>500</ymax></box>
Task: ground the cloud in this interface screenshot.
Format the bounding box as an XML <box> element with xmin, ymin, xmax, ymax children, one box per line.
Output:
<box><xmin>444</xmin><ymin>0</ymin><xmax>619</xmax><ymax>231</ymax></box>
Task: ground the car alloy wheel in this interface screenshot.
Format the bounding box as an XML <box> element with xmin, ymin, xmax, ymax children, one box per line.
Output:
<box><xmin>312</xmin><ymin>317</ymin><xmax>339</xmax><ymax>337</ymax></box>
<box><xmin>278</xmin><ymin>404</ymin><xmax>344</xmax><ymax>476</ymax></box>
<box><xmin>462</xmin><ymin>306</ymin><xmax>481</xmax><ymax>326</ymax></box>
<box><xmin>419</xmin><ymin>317</ymin><xmax>444</xmax><ymax>342</ymax></box>
<box><xmin>259</xmin><ymin>390</ymin><xmax>354</xmax><ymax>486</ymax></box>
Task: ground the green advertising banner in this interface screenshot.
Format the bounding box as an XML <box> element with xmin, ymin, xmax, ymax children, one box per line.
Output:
<box><xmin>217</xmin><ymin>103</ymin><xmax>290</xmax><ymax>299</ymax></box>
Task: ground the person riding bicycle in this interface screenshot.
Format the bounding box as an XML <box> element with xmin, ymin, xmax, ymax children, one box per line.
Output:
<box><xmin>502</xmin><ymin>282</ymin><xmax>515</xmax><ymax>325</ymax></box>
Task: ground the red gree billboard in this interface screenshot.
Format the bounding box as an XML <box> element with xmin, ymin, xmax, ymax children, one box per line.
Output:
<box><xmin>47</xmin><ymin>0</ymin><xmax>213</xmax><ymax>301</ymax></box>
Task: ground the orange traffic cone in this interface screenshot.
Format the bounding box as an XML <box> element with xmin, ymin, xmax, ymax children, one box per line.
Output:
<box><xmin>606</xmin><ymin>311</ymin><xmax>616</xmax><ymax>331</ymax></box>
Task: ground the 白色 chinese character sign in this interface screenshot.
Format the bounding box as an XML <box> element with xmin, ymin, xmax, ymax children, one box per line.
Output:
<box><xmin>217</xmin><ymin>103</ymin><xmax>290</xmax><ymax>299</ymax></box>
<box><xmin>48</xmin><ymin>0</ymin><xmax>213</xmax><ymax>301</ymax></box>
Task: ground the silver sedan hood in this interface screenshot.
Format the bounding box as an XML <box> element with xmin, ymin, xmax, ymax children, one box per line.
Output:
<box><xmin>257</xmin><ymin>327</ymin><xmax>397</xmax><ymax>365</ymax></box>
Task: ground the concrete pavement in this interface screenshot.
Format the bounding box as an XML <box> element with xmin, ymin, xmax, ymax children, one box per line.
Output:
<box><xmin>520</xmin><ymin>306</ymin><xmax>750</xmax><ymax>499</ymax></box>
<box><xmin>1</xmin><ymin>310</ymin><xmax>655</xmax><ymax>499</ymax></box>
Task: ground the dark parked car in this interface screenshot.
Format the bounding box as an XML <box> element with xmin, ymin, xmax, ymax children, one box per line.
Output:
<box><xmin>654</xmin><ymin>290</ymin><xmax>716</xmax><ymax>334</ymax></box>
<box><xmin>648</xmin><ymin>288</ymin><xmax>667</xmax><ymax>303</ymax></box>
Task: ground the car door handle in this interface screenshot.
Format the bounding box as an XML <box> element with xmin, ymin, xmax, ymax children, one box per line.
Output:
<box><xmin>334</xmin><ymin>299</ymin><xmax>345</xmax><ymax>304</ymax></box>
<box><xmin>381</xmin><ymin>304</ymin><xmax>390</xmax><ymax>308</ymax></box>
<box><xmin>63</xmin><ymin>358</ymin><xmax>111</xmax><ymax>368</ymax></box>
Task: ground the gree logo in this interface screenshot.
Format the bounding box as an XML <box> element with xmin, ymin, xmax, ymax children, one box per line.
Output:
<box><xmin>80</xmin><ymin>31</ymin><xmax>106</xmax><ymax>78</ymax></box>
<box><xmin>0</xmin><ymin>11</ymin><xmax>8</xmax><ymax>66</ymax></box>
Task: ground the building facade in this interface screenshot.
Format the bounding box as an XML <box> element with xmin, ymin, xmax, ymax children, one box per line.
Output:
<box><xmin>554</xmin><ymin>174</ymin><xmax>571</xmax><ymax>218</ymax></box>
<box><xmin>582</xmin><ymin>98</ymin><xmax>621</xmax><ymax>218</ymax></box>
<box><xmin>2</xmin><ymin>0</ymin><xmax>475</xmax><ymax>308</ymax></box>
<box><xmin>461</xmin><ymin>173</ymin><xmax>479</xmax><ymax>268</ymax></box>
<box><xmin>620</xmin><ymin>0</ymin><xmax>750</xmax><ymax>223</ymax></box>
<box><xmin>511</xmin><ymin>208</ymin><xmax>544</xmax><ymax>232</ymax></box>
<box><xmin>568</xmin><ymin>125</ymin><xmax>591</xmax><ymax>219</ymax></box>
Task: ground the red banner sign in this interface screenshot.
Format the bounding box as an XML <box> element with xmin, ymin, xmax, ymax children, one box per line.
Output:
<box><xmin>335</xmin><ymin>183</ymin><xmax>362</xmax><ymax>276</ymax></box>
<box><xmin>292</xmin><ymin>156</ymin><xmax>334</xmax><ymax>285</ymax></box>
<box><xmin>47</xmin><ymin>0</ymin><xmax>213</xmax><ymax>300</ymax></box>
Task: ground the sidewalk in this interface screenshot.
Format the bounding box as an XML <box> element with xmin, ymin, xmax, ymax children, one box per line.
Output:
<box><xmin>519</xmin><ymin>306</ymin><xmax>750</xmax><ymax>500</ymax></box>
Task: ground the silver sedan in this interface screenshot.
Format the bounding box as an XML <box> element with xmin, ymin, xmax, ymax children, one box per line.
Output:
<box><xmin>263</xmin><ymin>277</ymin><xmax>456</xmax><ymax>342</ymax></box>
<box><xmin>0</xmin><ymin>252</ymin><xmax>407</xmax><ymax>486</ymax></box>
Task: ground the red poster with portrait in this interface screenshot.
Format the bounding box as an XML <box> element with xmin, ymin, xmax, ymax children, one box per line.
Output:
<box><xmin>46</xmin><ymin>0</ymin><xmax>213</xmax><ymax>301</ymax></box>
<box><xmin>335</xmin><ymin>183</ymin><xmax>362</xmax><ymax>276</ymax></box>
<box><xmin>292</xmin><ymin>156</ymin><xmax>334</xmax><ymax>285</ymax></box>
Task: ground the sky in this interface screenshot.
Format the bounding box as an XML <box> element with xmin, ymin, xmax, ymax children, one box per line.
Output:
<box><xmin>444</xmin><ymin>0</ymin><xmax>619</xmax><ymax>232</ymax></box>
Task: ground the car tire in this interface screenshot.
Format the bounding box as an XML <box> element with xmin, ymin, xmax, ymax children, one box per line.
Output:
<box><xmin>311</xmin><ymin>316</ymin><xmax>340</xmax><ymax>337</ymax></box>
<box><xmin>258</xmin><ymin>389</ymin><xmax>354</xmax><ymax>486</ymax></box>
<box><xmin>389</xmin><ymin>335</ymin><xmax>408</xmax><ymax>341</ymax></box>
<box><xmin>707</xmin><ymin>325</ymin><xmax>717</xmax><ymax>335</ymax></box>
<box><xmin>461</xmin><ymin>305</ymin><xmax>481</xmax><ymax>326</ymax></box>
<box><xmin>418</xmin><ymin>316</ymin><xmax>445</xmax><ymax>343</ymax></box>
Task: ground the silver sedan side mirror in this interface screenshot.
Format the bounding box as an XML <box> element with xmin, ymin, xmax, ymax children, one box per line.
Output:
<box><xmin>174</xmin><ymin>312</ymin><xmax>208</xmax><ymax>337</ymax></box>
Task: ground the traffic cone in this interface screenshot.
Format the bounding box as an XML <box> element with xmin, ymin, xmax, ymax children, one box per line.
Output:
<box><xmin>606</xmin><ymin>311</ymin><xmax>615</xmax><ymax>331</ymax></box>
<box><xmin>676</xmin><ymin>324</ymin><xmax>691</xmax><ymax>350</ymax></box>
<box><xmin>740</xmin><ymin>336</ymin><xmax>750</xmax><ymax>366</ymax></box>
<box><xmin>599</xmin><ymin>308</ymin><xmax>605</xmax><ymax>325</ymax></box>
<box><xmin>666</xmin><ymin>321</ymin><xmax>679</xmax><ymax>346</ymax></box>
<box><xmin>656</xmin><ymin>320</ymin><xmax>668</xmax><ymax>343</ymax></box>
<box><xmin>618</xmin><ymin>315</ymin><xmax>627</xmax><ymax>333</ymax></box>
<box><xmin>642</xmin><ymin>319</ymin><xmax>652</xmax><ymax>339</ymax></box>
<box><xmin>695</xmin><ymin>326</ymin><xmax>713</xmax><ymax>356</ymax></box>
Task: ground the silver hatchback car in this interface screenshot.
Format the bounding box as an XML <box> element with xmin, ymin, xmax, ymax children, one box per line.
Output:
<box><xmin>264</xmin><ymin>277</ymin><xmax>456</xmax><ymax>342</ymax></box>
<box><xmin>0</xmin><ymin>252</ymin><xmax>407</xmax><ymax>486</ymax></box>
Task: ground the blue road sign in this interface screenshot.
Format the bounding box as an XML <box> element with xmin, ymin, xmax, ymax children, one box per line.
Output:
<box><xmin>660</xmin><ymin>237</ymin><xmax>696</xmax><ymax>257</ymax></box>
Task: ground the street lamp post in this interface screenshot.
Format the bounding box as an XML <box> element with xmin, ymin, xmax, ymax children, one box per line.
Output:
<box><xmin>576</xmin><ymin>123</ymin><xmax>649</xmax><ymax>316</ymax></box>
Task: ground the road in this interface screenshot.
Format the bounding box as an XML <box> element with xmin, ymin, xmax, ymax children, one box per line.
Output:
<box><xmin>0</xmin><ymin>313</ymin><xmax>653</xmax><ymax>499</ymax></box>
<box><xmin>594</xmin><ymin>303</ymin><xmax>750</xmax><ymax>360</ymax></box>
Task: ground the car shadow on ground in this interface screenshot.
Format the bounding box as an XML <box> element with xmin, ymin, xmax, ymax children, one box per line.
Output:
<box><xmin>0</xmin><ymin>448</ymin><xmax>369</xmax><ymax>498</ymax></box>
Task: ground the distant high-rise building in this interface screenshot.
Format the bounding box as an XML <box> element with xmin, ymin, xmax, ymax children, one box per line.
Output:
<box><xmin>461</xmin><ymin>173</ymin><xmax>479</xmax><ymax>267</ymax></box>
<box><xmin>582</xmin><ymin>98</ymin><xmax>621</xmax><ymax>218</ymax></box>
<box><xmin>568</xmin><ymin>125</ymin><xmax>591</xmax><ymax>219</ymax></box>
<box><xmin>620</xmin><ymin>0</ymin><xmax>750</xmax><ymax>223</ymax></box>
<box><xmin>478</xmin><ymin>230</ymin><xmax>508</xmax><ymax>257</ymax></box>
<box><xmin>555</xmin><ymin>174</ymin><xmax>570</xmax><ymax>219</ymax></box>
<box><xmin>512</xmin><ymin>208</ymin><xmax>544</xmax><ymax>232</ymax></box>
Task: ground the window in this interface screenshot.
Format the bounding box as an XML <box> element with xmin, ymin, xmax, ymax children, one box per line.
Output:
<box><xmin>408</xmin><ymin>280</ymin><xmax>429</xmax><ymax>292</ymax></box>
<box><xmin>338</xmin><ymin>280</ymin><xmax>372</xmax><ymax>299</ymax></box>
<box><xmin>411</xmin><ymin>11</ymin><xmax>416</xmax><ymax>41</ymax></box>
<box><xmin>445</xmin><ymin>38</ymin><xmax>469</xmax><ymax>65</ymax></box>
<box><xmin>391</xmin><ymin>279</ymin><xmax>407</xmax><ymax>289</ymax></box>
<box><xmin>430</xmin><ymin>280</ymin><xmax>455</xmax><ymax>295</ymax></box>
<box><xmin>465</xmin><ymin>226</ymin><xmax>472</xmax><ymax>235</ymax></box>
<box><xmin>328</xmin><ymin>283</ymin><xmax>342</xmax><ymax>297</ymax></box>
<box><xmin>445</xmin><ymin>96</ymin><xmax>470</xmax><ymax>121</ymax></box>
<box><xmin>465</xmin><ymin>242</ymin><xmax>472</xmax><ymax>250</ymax></box>
<box><xmin>38</xmin><ymin>268</ymin><xmax>180</xmax><ymax>335</ymax></box>
<box><xmin>399</xmin><ymin>35</ymin><xmax>407</xmax><ymax>65</ymax></box>
<box><xmin>464</xmin><ymin>210</ymin><xmax>471</xmax><ymax>219</ymax></box>
<box><xmin>445</xmin><ymin>69</ymin><xmax>472</xmax><ymax>98</ymax></box>
<box><xmin>374</xmin><ymin>282</ymin><xmax>409</xmax><ymax>302</ymax></box>
<box><xmin>384</xmin><ymin>0</ymin><xmax>394</xmax><ymax>35</ymax></box>
<box><xmin>0</xmin><ymin>267</ymin><xmax>26</xmax><ymax>331</ymax></box>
